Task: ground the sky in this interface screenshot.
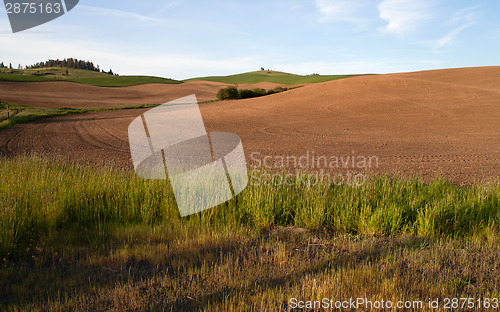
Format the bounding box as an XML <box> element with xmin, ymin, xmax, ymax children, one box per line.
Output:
<box><xmin>1</xmin><ymin>0</ymin><xmax>499</xmax><ymax>80</ymax></box>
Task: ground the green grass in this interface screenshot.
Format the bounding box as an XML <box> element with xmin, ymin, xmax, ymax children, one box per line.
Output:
<box><xmin>1</xmin><ymin>156</ymin><xmax>499</xmax><ymax>256</ymax></box>
<box><xmin>1</xmin><ymin>157</ymin><xmax>499</xmax><ymax>311</ymax></box>
<box><xmin>0</xmin><ymin>102</ymin><xmax>159</xmax><ymax>130</ymax></box>
<box><xmin>185</xmin><ymin>70</ymin><xmax>356</xmax><ymax>85</ymax></box>
<box><xmin>0</xmin><ymin>102</ymin><xmax>86</xmax><ymax>130</ymax></box>
<box><xmin>0</xmin><ymin>68</ymin><xmax>355</xmax><ymax>86</ymax></box>
<box><xmin>0</xmin><ymin>67</ymin><xmax>181</xmax><ymax>87</ymax></box>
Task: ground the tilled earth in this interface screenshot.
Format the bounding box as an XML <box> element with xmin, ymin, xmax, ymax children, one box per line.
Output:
<box><xmin>1</xmin><ymin>67</ymin><xmax>499</xmax><ymax>185</ymax></box>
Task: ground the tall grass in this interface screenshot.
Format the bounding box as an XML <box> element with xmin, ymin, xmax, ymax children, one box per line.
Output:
<box><xmin>237</xmin><ymin>172</ymin><xmax>500</xmax><ymax>237</ymax></box>
<box><xmin>1</xmin><ymin>156</ymin><xmax>499</xmax><ymax>256</ymax></box>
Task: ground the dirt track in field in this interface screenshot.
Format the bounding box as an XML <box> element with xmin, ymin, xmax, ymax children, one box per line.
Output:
<box><xmin>1</xmin><ymin>67</ymin><xmax>499</xmax><ymax>185</ymax></box>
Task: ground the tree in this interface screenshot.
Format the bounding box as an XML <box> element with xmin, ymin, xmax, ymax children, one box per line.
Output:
<box><xmin>9</xmin><ymin>63</ymin><xmax>12</xmax><ymax>69</ymax></box>
<box><xmin>0</xmin><ymin>62</ymin><xmax>4</xmax><ymax>68</ymax></box>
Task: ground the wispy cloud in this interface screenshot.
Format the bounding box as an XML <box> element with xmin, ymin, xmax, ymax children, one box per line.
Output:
<box><xmin>78</xmin><ymin>5</ymin><xmax>165</xmax><ymax>23</ymax></box>
<box><xmin>150</xmin><ymin>0</ymin><xmax>183</xmax><ymax>17</ymax></box>
<box><xmin>377</xmin><ymin>0</ymin><xmax>431</xmax><ymax>37</ymax></box>
<box><xmin>435</xmin><ymin>6</ymin><xmax>478</xmax><ymax>48</ymax></box>
<box><xmin>315</xmin><ymin>0</ymin><xmax>368</xmax><ymax>24</ymax></box>
<box><xmin>436</xmin><ymin>24</ymin><xmax>470</xmax><ymax>48</ymax></box>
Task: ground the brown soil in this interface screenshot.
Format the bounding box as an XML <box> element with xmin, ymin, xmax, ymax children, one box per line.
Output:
<box><xmin>0</xmin><ymin>80</ymin><xmax>298</xmax><ymax>109</ymax></box>
<box><xmin>0</xmin><ymin>67</ymin><xmax>499</xmax><ymax>185</ymax></box>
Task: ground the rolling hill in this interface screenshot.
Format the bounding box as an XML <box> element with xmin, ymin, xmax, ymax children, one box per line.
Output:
<box><xmin>184</xmin><ymin>70</ymin><xmax>355</xmax><ymax>84</ymax></box>
<box><xmin>0</xmin><ymin>66</ymin><xmax>498</xmax><ymax>184</ymax></box>
<box><xmin>1</xmin><ymin>66</ymin><xmax>355</xmax><ymax>87</ymax></box>
<box><xmin>0</xmin><ymin>67</ymin><xmax>180</xmax><ymax>87</ymax></box>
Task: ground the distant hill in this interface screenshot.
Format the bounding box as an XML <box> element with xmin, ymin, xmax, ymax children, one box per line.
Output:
<box><xmin>185</xmin><ymin>70</ymin><xmax>356</xmax><ymax>85</ymax></box>
<box><xmin>0</xmin><ymin>66</ymin><xmax>356</xmax><ymax>87</ymax></box>
<box><xmin>20</xmin><ymin>58</ymin><xmax>110</xmax><ymax>73</ymax></box>
<box><xmin>0</xmin><ymin>67</ymin><xmax>180</xmax><ymax>87</ymax></box>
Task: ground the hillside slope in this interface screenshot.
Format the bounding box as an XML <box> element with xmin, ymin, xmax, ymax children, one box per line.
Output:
<box><xmin>0</xmin><ymin>80</ymin><xmax>300</xmax><ymax>109</ymax></box>
<box><xmin>185</xmin><ymin>70</ymin><xmax>355</xmax><ymax>84</ymax></box>
<box><xmin>198</xmin><ymin>67</ymin><xmax>500</xmax><ymax>183</ymax></box>
<box><xmin>0</xmin><ymin>68</ymin><xmax>180</xmax><ymax>87</ymax></box>
<box><xmin>0</xmin><ymin>67</ymin><xmax>498</xmax><ymax>184</ymax></box>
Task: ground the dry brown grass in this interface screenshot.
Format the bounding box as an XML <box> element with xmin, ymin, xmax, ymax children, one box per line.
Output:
<box><xmin>2</xmin><ymin>225</ymin><xmax>499</xmax><ymax>311</ymax></box>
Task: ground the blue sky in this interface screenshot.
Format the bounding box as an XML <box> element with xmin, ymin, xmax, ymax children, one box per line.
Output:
<box><xmin>1</xmin><ymin>0</ymin><xmax>499</xmax><ymax>79</ymax></box>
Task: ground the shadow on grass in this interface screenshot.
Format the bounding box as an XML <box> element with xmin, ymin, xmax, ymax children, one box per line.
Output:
<box><xmin>0</xmin><ymin>224</ymin><xmax>248</xmax><ymax>308</ymax></box>
<box><xmin>167</xmin><ymin>235</ymin><xmax>409</xmax><ymax>311</ymax></box>
<box><xmin>0</xmin><ymin>224</ymin><xmax>434</xmax><ymax>310</ymax></box>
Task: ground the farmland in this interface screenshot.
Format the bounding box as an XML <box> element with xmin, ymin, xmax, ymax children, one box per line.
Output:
<box><xmin>0</xmin><ymin>66</ymin><xmax>499</xmax><ymax>311</ymax></box>
<box><xmin>0</xmin><ymin>156</ymin><xmax>499</xmax><ymax>311</ymax></box>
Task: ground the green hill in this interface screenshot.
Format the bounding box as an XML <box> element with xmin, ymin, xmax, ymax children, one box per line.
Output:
<box><xmin>0</xmin><ymin>67</ymin><xmax>180</xmax><ymax>87</ymax></box>
<box><xmin>185</xmin><ymin>70</ymin><xmax>356</xmax><ymax>85</ymax></box>
<box><xmin>1</xmin><ymin>68</ymin><xmax>357</xmax><ymax>87</ymax></box>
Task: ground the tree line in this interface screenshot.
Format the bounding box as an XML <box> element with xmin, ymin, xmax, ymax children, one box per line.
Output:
<box><xmin>0</xmin><ymin>58</ymin><xmax>117</xmax><ymax>75</ymax></box>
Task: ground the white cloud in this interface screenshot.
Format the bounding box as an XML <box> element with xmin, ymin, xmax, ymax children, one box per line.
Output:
<box><xmin>435</xmin><ymin>6</ymin><xmax>477</xmax><ymax>48</ymax></box>
<box><xmin>315</xmin><ymin>0</ymin><xmax>368</xmax><ymax>24</ymax></box>
<box><xmin>377</xmin><ymin>0</ymin><xmax>431</xmax><ymax>37</ymax></box>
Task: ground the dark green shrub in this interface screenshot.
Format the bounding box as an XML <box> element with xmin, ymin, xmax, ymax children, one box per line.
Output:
<box><xmin>216</xmin><ymin>86</ymin><xmax>239</xmax><ymax>101</ymax></box>
<box><xmin>238</xmin><ymin>89</ymin><xmax>258</xmax><ymax>99</ymax></box>
<box><xmin>251</xmin><ymin>88</ymin><xmax>266</xmax><ymax>96</ymax></box>
<box><xmin>271</xmin><ymin>86</ymin><xmax>287</xmax><ymax>93</ymax></box>
<box><xmin>216</xmin><ymin>86</ymin><xmax>289</xmax><ymax>101</ymax></box>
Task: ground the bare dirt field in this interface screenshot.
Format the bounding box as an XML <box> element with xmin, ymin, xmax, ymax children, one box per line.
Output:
<box><xmin>0</xmin><ymin>67</ymin><xmax>499</xmax><ymax>185</ymax></box>
<box><xmin>0</xmin><ymin>80</ymin><xmax>295</xmax><ymax>109</ymax></box>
